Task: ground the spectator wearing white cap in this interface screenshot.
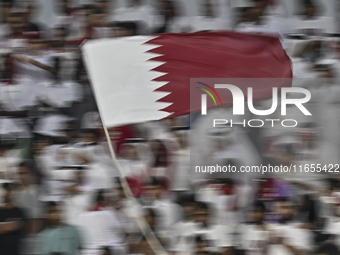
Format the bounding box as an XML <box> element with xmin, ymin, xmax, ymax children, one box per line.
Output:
<box><xmin>118</xmin><ymin>138</ymin><xmax>151</xmax><ymax>181</ymax></box>
<box><xmin>110</xmin><ymin>0</ymin><xmax>159</xmax><ymax>35</ymax></box>
<box><xmin>288</xmin><ymin>0</ymin><xmax>335</xmax><ymax>36</ymax></box>
<box><xmin>168</xmin><ymin>126</ymin><xmax>191</xmax><ymax>192</ymax></box>
<box><xmin>0</xmin><ymin>80</ymin><xmax>37</xmax><ymax>138</ymax></box>
<box><xmin>0</xmin><ymin>138</ymin><xmax>20</xmax><ymax>180</ymax></box>
<box><xmin>70</xmin><ymin>143</ymin><xmax>112</xmax><ymax>191</ymax></box>
<box><xmin>53</xmin><ymin>0</ymin><xmax>83</xmax><ymax>40</ymax></box>
<box><xmin>32</xmin><ymin>57</ymin><xmax>83</xmax><ymax>141</ymax></box>
<box><xmin>234</xmin><ymin>0</ymin><xmax>287</xmax><ymax>38</ymax></box>
<box><xmin>11</xmin><ymin>33</ymin><xmax>56</xmax><ymax>86</ymax></box>
<box><xmin>62</xmin><ymin>170</ymin><xmax>93</xmax><ymax>225</ymax></box>
<box><xmin>153</xmin><ymin>0</ymin><xmax>190</xmax><ymax>34</ymax></box>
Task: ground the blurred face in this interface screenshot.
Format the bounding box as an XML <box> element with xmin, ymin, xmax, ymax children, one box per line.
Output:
<box><xmin>30</xmin><ymin>38</ymin><xmax>46</xmax><ymax>51</ymax></box>
<box><xmin>56</xmin><ymin>0</ymin><xmax>69</xmax><ymax>13</ymax></box>
<box><xmin>212</xmin><ymin>137</ymin><xmax>231</xmax><ymax>151</ymax></box>
<box><xmin>161</xmin><ymin>0</ymin><xmax>176</xmax><ymax>18</ymax></box>
<box><xmin>138</xmin><ymin>240</ymin><xmax>154</xmax><ymax>255</ymax></box>
<box><xmin>145</xmin><ymin>184</ymin><xmax>161</xmax><ymax>199</ymax></box>
<box><xmin>0</xmin><ymin>148</ymin><xmax>6</xmax><ymax>156</ymax></box>
<box><xmin>3</xmin><ymin>187</ymin><xmax>11</xmax><ymax>204</ymax></box>
<box><xmin>96</xmin><ymin>0</ymin><xmax>110</xmax><ymax>11</ymax></box>
<box><xmin>276</xmin><ymin>151</ymin><xmax>293</xmax><ymax>166</ymax></box>
<box><xmin>79</xmin><ymin>132</ymin><xmax>96</xmax><ymax>143</ymax></box>
<box><xmin>336</xmin><ymin>41</ymin><xmax>340</xmax><ymax>56</ymax></box>
<box><xmin>111</xmin><ymin>26</ymin><xmax>134</xmax><ymax>37</ymax></box>
<box><xmin>144</xmin><ymin>212</ymin><xmax>155</xmax><ymax>227</ymax></box>
<box><xmin>97</xmin><ymin>193</ymin><xmax>107</xmax><ymax>206</ymax></box>
<box><xmin>84</xmin><ymin>9</ymin><xmax>94</xmax><ymax>24</ymax></box>
<box><xmin>252</xmin><ymin>206</ymin><xmax>264</xmax><ymax>223</ymax></box>
<box><xmin>1</xmin><ymin>2</ymin><xmax>11</xmax><ymax>22</ymax></box>
<box><xmin>175</xmin><ymin>132</ymin><xmax>187</xmax><ymax>148</ymax></box>
<box><xmin>304</xmin><ymin>5</ymin><xmax>315</xmax><ymax>17</ymax></box>
<box><xmin>54</xmin><ymin>29</ymin><xmax>67</xmax><ymax>47</ymax></box>
<box><xmin>74</xmin><ymin>171</ymin><xmax>83</xmax><ymax>185</ymax></box>
<box><xmin>183</xmin><ymin>203</ymin><xmax>195</xmax><ymax>220</ymax></box>
<box><xmin>47</xmin><ymin>205</ymin><xmax>61</xmax><ymax>225</ymax></box>
<box><xmin>18</xmin><ymin>166</ymin><xmax>30</xmax><ymax>185</ymax></box>
<box><xmin>33</xmin><ymin>139</ymin><xmax>50</xmax><ymax>154</ymax></box>
<box><xmin>116</xmin><ymin>183</ymin><xmax>125</xmax><ymax>198</ymax></box>
<box><xmin>202</xmin><ymin>0</ymin><xmax>215</xmax><ymax>17</ymax></box>
<box><xmin>247</xmin><ymin>2</ymin><xmax>266</xmax><ymax>21</ymax></box>
<box><xmin>9</xmin><ymin>14</ymin><xmax>24</xmax><ymax>32</ymax></box>
<box><xmin>278</xmin><ymin>201</ymin><xmax>294</xmax><ymax>221</ymax></box>
<box><xmin>23</xmin><ymin>2</ymin><xmax>36</xmax><ymax>20</ymax></box>
<box><xmin>195</xmin><ymin>240</ymin><xmax>207</xmax><ymax>254</ymax></box>
<box><xmin>318</xmin><ymin>69</ymin><xmax>334</xmax><ymax>79</ymax></box>
<box><xmin>130</xmin><ymin>0</ymin><xmax>141</xmax><ymax>6</ymax></box>
<box><xmin>120</xmin><ymin>144</ymin><xmax>138</xmax><ymax>159</ymax></box>
<box><xmin>194</xmin><ymin>208</ymin><xmax>209</xmax><ymax>223</ymax></box>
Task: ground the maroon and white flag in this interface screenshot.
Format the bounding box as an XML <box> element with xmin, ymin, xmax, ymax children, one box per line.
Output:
<box><xmin>82</xmin><ymin>32</ymin><xmax>292</xmax><ymax>128</ymax></box>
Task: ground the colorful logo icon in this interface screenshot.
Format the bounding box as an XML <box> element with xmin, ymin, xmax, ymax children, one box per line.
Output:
<box><xmin>196</xmin><ymin>82</ymin><xmax>223</xmax><ymax>106</ymax></box>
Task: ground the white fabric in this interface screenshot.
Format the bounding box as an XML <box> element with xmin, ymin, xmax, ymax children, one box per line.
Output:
<box><xmin>0</xmin><ymin>150</ymin><xmax>21</xmax><ymax>179</ymax></box>
<box><xmin>171</xmin><ymin>221</ymin><xmax>231</xmax><ymax>254</ymax></box>
<box><xmin>170</xmin><ymin>148</ymin><xmax>191</xmax><ymax>191</ymax></box>
<box><xmin>325</xmin><ymin>217</ymin><xmax>340</xmax><ymax>249</ymax></box>
<box><xmin>12</xmin><ymin>53</ymin><xmax>54</xmax><ymax>85</ymax></box>
<box><xmin>190</xmin><ymin>16</ymin><xmax>227</xmax><ymax>32</ymax></box>
<box><xmin>288</xmin><ymin>15</ymin><xmax>336</xmax><ymax>35</ymax></box>
<box><xmin>0</xmin><ymin>82</ymin><xmax>40</xmax><ymax>137</ymax></box>
<box><xmin>76</xmin><ymin>210</ymin><xmax>126</xmax><ymax>249</ymax></box>
<box><xmin>238</xmin><ymin>224</ymin><xmax>272</xmax><ymax>255</ymax></box>
<box><xmin>63</xmin><ymin>191</ymin><xmax>92</xmax><ymax>225</ymax></box>
<box><xmin>33</xmin><ymin>114</ymin><xmax>70</xmax><ymax>138</ymax></box>
<box><xmin>82</xmin><ymin>37</ymin><xmax>171</xmax><ymax>128</ymax></box>
<box><xmin>38</xmin><ymin>80</ymin><xmax>83</xmax><ymax>108</ymax></box>
<box><xmin>85</xmin><ymin>162</ymin><xmax>113</xmax><ymax>190</ymax></box>
<box><xmin>267</xmin><ymin>222</ymin><xmax>311</xmax><ymax>255</ymax></box>
<box><xmin>110</xmin><ymin>4</ymin><xmax>158</xmax><ymax>34</ymax></box>
<box><xmin>311</xmin><ymin>82</ymin><xmax>340</xmax><ymax>161</ymax></box>
<box><xmin>149</xmin><ymin>198</ymin><xmax>182</xmax><ymax>233</ymax></box>
<box><xmin>234</xmin><ymin>16</ymin><xmax>285</xmax><ymax>39</ymax></box>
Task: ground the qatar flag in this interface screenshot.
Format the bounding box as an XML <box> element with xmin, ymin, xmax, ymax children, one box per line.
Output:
<box><xmin>82</xmin><ymin>32</ymin><xmax>292</xmax><ymax>128</ymax></box>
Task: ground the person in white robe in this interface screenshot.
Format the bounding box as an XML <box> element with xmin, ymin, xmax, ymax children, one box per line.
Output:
<box><xmin>109</xmin><ymin>0</ymin><xmax>159</xmax><ymax>35</ymax></box>
<box><xmin>190</xmin><ymin>0</ymin><xmax>229</xmax><ymax>32</ymax></box>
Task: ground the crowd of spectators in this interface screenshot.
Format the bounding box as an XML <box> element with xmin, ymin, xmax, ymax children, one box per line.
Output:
<box><xmin>1</xmin><ymin>0</ymin><xmax>340</xmax><ymax>255</ymax></box>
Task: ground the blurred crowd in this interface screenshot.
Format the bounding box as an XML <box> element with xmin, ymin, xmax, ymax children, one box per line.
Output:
<box><xmin>1</xmin><ymin>0</ymin><xmax>340</xmax><ymax>255</ymax></box>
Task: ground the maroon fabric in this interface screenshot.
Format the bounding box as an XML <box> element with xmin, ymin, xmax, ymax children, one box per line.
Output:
<box><xmin>145</xmin><ymin>31</ymin><xmax>292</xmax><ymax>118</ymax></box>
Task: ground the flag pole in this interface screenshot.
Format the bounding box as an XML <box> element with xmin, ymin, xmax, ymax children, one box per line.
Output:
<box><xmin>81</xmin><ymin>42</ymin><xmax>168</xmax><ymax>255</ymax></box>
<box><xmin>101</xmin><ymin>121</ymin><xmax>169</xmax><ymax>255</ymax></box>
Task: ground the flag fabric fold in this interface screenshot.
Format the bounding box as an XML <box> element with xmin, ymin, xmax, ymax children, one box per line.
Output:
<box><xmin>82</xmin><ymin>31</ymin><xmax>292</xmax><ymax>128</ymax></box>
